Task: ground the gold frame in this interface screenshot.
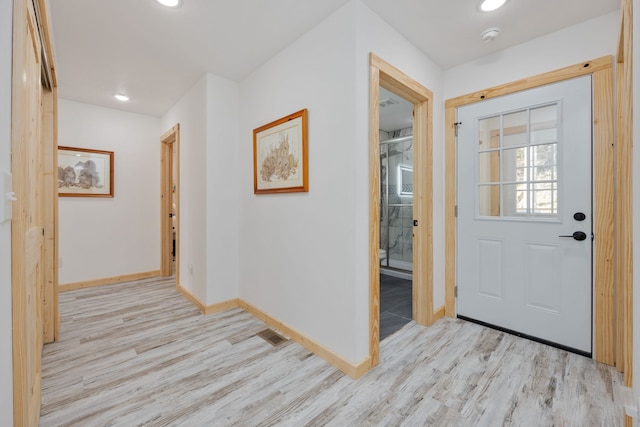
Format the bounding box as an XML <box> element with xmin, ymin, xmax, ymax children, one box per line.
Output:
<box><xmin>58</xmin><ymin>146</ymin><xmax>114</xmax><ymax>197</ymax></box>
<box><xmin>253</xmin><ymin>109</ymin><xmax>308</xmax><ymax>194</ymax></box>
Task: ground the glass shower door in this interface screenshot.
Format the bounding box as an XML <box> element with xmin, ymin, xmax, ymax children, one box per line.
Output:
<box><xmin>380</xmin><ymin>136</ymin><xmax>413</xmax><ymax>272</ymax></box>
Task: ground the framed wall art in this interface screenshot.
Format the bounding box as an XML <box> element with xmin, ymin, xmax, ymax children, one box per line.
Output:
<box><xmin>253</xmin><ymin>109</ymin><xmax>308</xmax><ymax>194</ymax></box>
<box><xmin>58</xmin><ymin>146</ymin><xmax>114</xmax><ymax>197</ymax></box>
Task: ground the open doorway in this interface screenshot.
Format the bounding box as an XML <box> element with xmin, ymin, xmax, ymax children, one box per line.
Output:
<box><xmin>368</xmin><ymin>54</ymin><xmax>434</xmax><ymax>368</ymax></box>
<box><xmin>378</xmin><ymin>87</ymin><xmax>414</xmax><ymax>340</ymax></box>
<box><xmin>160</xmin><ymin>124</ymin><xmax>180</xmax><ymax>281</ymax></box>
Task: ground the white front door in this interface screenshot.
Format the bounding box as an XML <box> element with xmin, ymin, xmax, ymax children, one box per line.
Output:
<box><xmin>456</xmin><ymin>76</ymin><xmax>592</xmax><ymax>354</ymax></box>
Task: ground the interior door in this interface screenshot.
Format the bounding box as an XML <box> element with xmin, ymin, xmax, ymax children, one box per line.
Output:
<box><xmin>456</xmin><ymin>76</ymin><xmax>592</xmax><ymax>354</ymax></box>
<box><xmin>12</xmin><ymin>0</ymin><xmax>44</xmax><ymax>424</ymax></box>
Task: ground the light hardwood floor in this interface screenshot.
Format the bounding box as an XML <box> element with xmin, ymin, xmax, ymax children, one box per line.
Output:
<box><xmin>40</xmin><ymin>276</ymin><xmax>624</xmax><ymax>426</ymax></box>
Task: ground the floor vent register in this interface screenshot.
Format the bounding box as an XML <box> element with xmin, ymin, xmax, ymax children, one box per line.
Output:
<box><xmin>256</xmin><ymin>329</ymin><xmax>288</xmax><ymax>347</ymax></box>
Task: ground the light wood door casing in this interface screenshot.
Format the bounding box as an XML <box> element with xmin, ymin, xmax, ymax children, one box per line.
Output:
<box><xmin>42</xmin><ymin>86</ymin><xmax>58</xmax><ymax>343</ymax></box>
<box><xmin>12</xmin><ymin>0</ymin><xmax>45</xmax><ymax>424</ymax></box>
<box><xmin>616</xmin><ymin>0</ymin><xmax>633</xmax><ymax>390</ymax></box>
<box><xmin>369</xmin><ymin>54</ymin><xmax>434</xmax><ymax>369</ymax></box>
<box><xmin>161</xmin><ymin>125</ymin><xmax>179</xmax><ymax>280</ymax></box>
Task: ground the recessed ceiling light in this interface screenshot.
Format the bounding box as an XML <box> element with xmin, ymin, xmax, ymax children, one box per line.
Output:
<box><xmin>480</xmin><ymin>0</ymin><xmax>506</xmax><ymax>12</ymax></box>
<box><xmin>156</xmin><ymin>0</ymin><xmax>181</xmax><ymax>7</ymax></box>
<box><xmin>113</xmin><ymin>93</ymin><xmax>130</xmax><ymax>102</ymax></box>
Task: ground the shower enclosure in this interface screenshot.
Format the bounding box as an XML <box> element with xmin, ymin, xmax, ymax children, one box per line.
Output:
<box><xmin>380</xmin><ymin>134</ymin><xmax>413</xmax><ymax>274</ymax></box>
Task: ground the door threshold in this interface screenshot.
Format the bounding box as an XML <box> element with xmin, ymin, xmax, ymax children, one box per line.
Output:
<box><xmin>380</xmin><ymin>267</ymin><xmax>412</xmax><ymax>280</ymax></box>
<box><xmin>457</xmin><ymin>315</ymin><xmax>592</xmax><ymax>359</ymax></box>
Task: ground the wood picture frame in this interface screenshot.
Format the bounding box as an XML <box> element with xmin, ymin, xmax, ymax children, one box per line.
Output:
<box><xmin>58</xmin><ymin>146</ymin><xmax>114</xmax><ymax>197</ymax></box>
<box><xmin>253</xmin><ymin>109</ymin><xmax>308</xmax><ymax>194</ymax></box>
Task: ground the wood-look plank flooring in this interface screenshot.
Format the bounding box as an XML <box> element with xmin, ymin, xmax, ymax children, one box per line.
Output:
<box><xmin>40</xmin><ymin>277</ymin><xmax>624</xmax><ymax>426</ymax></box>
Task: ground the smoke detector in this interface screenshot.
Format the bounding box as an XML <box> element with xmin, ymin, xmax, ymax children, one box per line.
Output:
<box><xmin>481</xmin><ymin>27</ymin><xmax>501</xmax><ymax>43</ymax></box>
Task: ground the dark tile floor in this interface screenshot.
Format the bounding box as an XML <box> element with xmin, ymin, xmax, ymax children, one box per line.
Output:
<box><xmin>380</xmin><ymin>274</ymin><xmax>412</xmax><ymax>341</ymax></box>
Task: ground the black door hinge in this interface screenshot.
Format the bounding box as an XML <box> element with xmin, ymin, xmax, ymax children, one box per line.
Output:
<box><xmin>454</xmin><ymin>122</ymin><xmax>462</xmax><ymax>137</ymax></box>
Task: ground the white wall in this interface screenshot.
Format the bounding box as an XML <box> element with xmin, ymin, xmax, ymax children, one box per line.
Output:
<box><xmin>444</xmin><ymin>11</ymin><xmax>620</xmax><ymax>99</ymax></box>
<box><xmin>161</xmin><ymin>73</ymin><xmax>241</xmax><ymax>306</ymax></box>
<box><xmin>0</xmin><ymin>0</ymin><xmax>13</xmax><ymax>423</ymax></box>
<box><xmin>238</xmin><ymin>0</ymin><xmax>444</xmax><ymax>364</ymax></box>
<box><xmin>205</xmin><ymin>74</ymin><xmax>240</xmax><ymax>304</ymax></box>
<box><xmin>239</xmin><ymin>1</ymin><xmax>360</xmax><ymax>362</ymax></box>
<box><xmin>161</xmin><ymin>76</ymin><xmax>208</xmax><ymax>302</ymax></box>
<box><xmin>58</xmin><ymin>100</ymin><xmax>161</xmax><ymax>284</ymax></box>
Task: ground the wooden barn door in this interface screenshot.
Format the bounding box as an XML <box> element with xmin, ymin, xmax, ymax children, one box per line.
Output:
<box><xmin>12</xmin><ymin>0</ymin><xmax>45</xmax><ymax>424</ymax></box>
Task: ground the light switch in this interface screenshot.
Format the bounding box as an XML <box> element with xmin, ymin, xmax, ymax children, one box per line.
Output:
<box><xmin>0</xmin><ymin>169</ymin><xmax>15</xmax><ymax>223</ymax></box>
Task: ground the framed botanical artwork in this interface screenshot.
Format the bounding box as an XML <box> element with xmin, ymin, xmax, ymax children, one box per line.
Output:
<box><xmin>58</xmin><ymin>146</ymin><xmax>114</xmax><ymax>197</ymax></box>
<box><xmin>253</xmin><ymin>109</ymin><xmax>308</xmax><ymax>194</ymax></box>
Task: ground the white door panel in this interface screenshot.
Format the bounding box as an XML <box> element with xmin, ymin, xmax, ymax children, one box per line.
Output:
<box><xmin>457</xmin><ymin>76</ymin><xmax>592</xmax><ymax>353</ymax></box>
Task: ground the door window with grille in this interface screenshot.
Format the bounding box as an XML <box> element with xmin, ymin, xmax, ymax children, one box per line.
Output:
<box><xmin>477</xmin><ymin>103</ymin><xmax>559</xmax><ymax>219</ymax></box>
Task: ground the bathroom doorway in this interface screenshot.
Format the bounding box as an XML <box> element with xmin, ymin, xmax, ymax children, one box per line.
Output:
<box><xmin>379</xmin><ymin>87</ymin><xmax>414</xmax><ymax>340</ymax></box>
<box><xmin>368</xmin><ymin>53</ymin><xmax>434</xmax><ymax>369</ymax></box>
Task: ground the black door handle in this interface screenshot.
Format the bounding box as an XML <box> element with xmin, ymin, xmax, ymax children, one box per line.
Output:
<box><xmin>559</xmin><ymin>231</ymin><xmax>587</xmax><ymax>241</ymax></box>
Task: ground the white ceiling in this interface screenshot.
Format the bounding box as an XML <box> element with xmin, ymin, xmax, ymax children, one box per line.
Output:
<box><xmin>364</xmin><ymin>0</ymin><xmax>619</xmax><ymax>70</ymax></box>
<box><xmin>49</xmin><ymin>0</ymin><xmax>620</xmax><ymax>118</ymax></box>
